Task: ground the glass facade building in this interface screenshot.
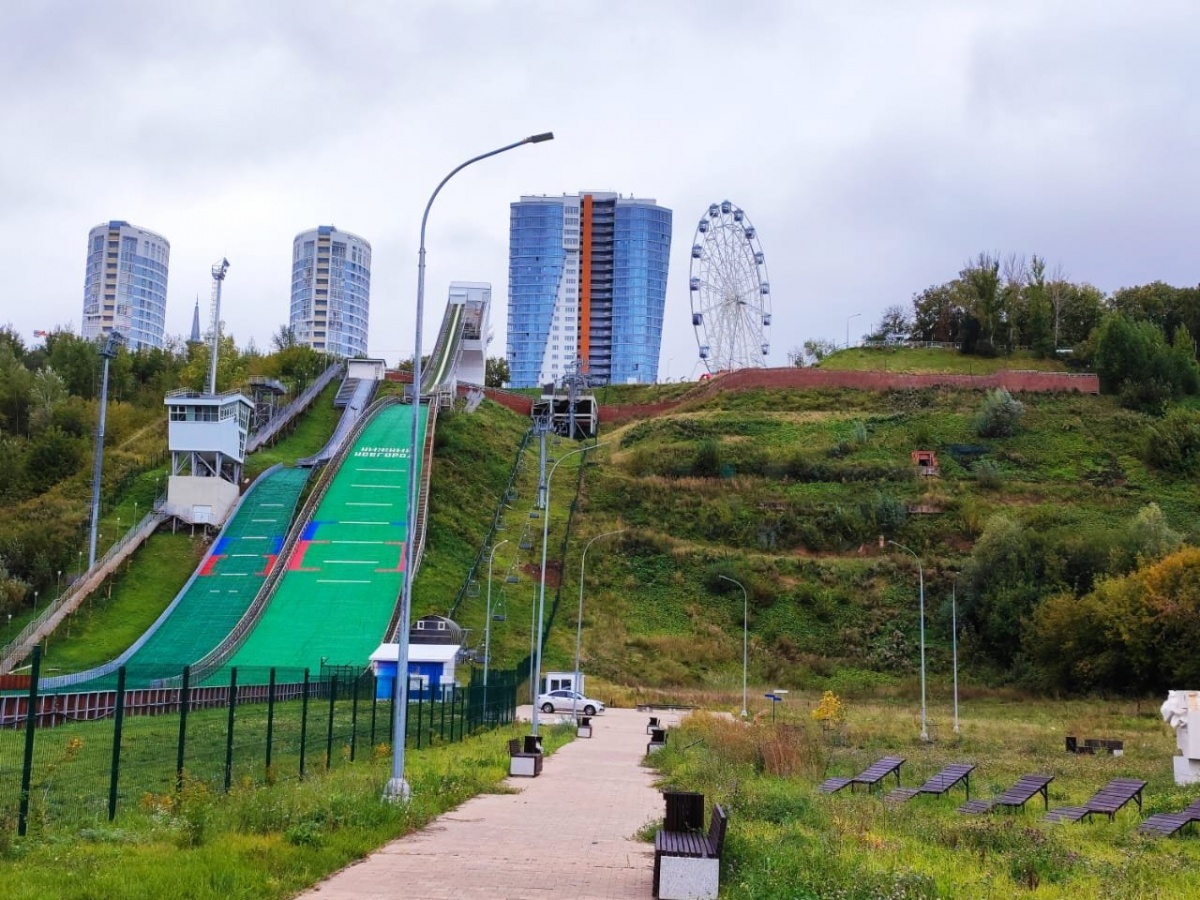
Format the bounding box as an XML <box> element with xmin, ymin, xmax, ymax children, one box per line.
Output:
<box><xmin>289</xmin><ymin>226</ymin><xmax>372</xmax><ymax>358</ymax></box>
<box><xmin>82</xmin><ymin>221</ymin><xmax>170</xmax><ymax>351</ymax></box>
<box><xmin>507</xmin><ymin>193</ymin><xmax>671</xmax><ymax>388</ymax></box>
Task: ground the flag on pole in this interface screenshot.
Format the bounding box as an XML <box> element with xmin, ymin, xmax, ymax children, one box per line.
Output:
<box><xmin>33</xmin><ymin>330</ymin><xmax>48</xmax><ymax>337</ymax></box>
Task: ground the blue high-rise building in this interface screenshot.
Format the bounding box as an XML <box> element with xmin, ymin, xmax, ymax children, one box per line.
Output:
<box><xmin>289</xmin><ymin>226</ymin><xmax>372</xmax><ymax>358</ymax></box>
<box><xmin>507</xmin><ymin>192</ymin><xmax>671</xmax><ymax>388</ymax></box>
<box><xmin>82</xmin><ymin>221</ymin><xmax>170</xmax><ymax>351</ymax></box>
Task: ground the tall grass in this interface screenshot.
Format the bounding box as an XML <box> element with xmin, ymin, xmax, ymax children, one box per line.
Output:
<box><xmin>0</xmin><ymin>721</ymin><xmax>575</xmax><ymax>900</ymax></box>
<box><xmin>651</xmin><ymin>698</ymin><xmax>1200</xmax><ymax>898</ymax></box>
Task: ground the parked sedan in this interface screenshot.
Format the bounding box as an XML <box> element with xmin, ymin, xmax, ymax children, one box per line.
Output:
<box><xmin>537</xmin><ymin>689</ymin><xmax>605</xmax><ymax>716</ymax></box>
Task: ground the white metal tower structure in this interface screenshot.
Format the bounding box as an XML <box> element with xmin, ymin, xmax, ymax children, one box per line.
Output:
<box><xmin>207</xmin><ymin>258</ymin><xmax>229</xmax><ymax>394</ymax></box>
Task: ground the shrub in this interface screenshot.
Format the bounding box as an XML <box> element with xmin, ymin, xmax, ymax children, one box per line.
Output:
<box><xmin>973</xmin><ymin>458</ymin><xmax>1003</xmax><ymax>490</ymax></box>
<box><xmin>975</xmin><ymin>388</ymin><xmax>1024</xmax><ymax>438</ymax></box>
<box><xmin>1143</xmin><ymin>408</ymin><xmax>1200</xmax><ymax>474</ymax></box>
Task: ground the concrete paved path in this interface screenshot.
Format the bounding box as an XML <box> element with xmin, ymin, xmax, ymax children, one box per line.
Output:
<box><xmin>295</xmin><ymin>706</ymin><xmax>685</xmax><ymax>900</ymax></box>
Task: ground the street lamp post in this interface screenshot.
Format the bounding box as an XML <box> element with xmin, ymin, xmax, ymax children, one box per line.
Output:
<box><xmin>386</xmin><ymin>131</ymin><xmax>555</xmax><ymax>805</ymax></box>
<box><xmin>572</xmin><ymin>529</ymin><xmax>623</xmax><ymax>720</ymax></box>
<box><xmin>846</xmin><ymin>312</ymin><xmax>862</xmax><ymax>349</ymax></box>
<box><xmin>952</xmin><ymin>584</ymin><xmax>959</xmax><ymax>734</ymax></box>
<box><xmin>881</xmin><ymin>537</ymin><xmax>927</xmax><ymax>741</ymax></box>
<box><xmin>532</xmin><ymin>441</ymin><xmax>607</xmax><ymax>738</ymax></box>
<box><xmin>483</xmin><ymin>539</ymin><xmax>509</xmax><ymax>722</ymax></box>
<box><xmin>719</xmin><ymin>575</ymin><xmax>749</xmax><ymax>718</ymax></box>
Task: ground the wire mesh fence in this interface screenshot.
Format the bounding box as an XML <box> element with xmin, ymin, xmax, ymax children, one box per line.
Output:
<box><xmin>0</xmin><ymin>649</ymin><xmax>518</xmax><ymax>835</ymax></box>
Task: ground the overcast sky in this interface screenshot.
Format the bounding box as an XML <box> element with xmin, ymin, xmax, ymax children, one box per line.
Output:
<box><xmin>2</xmin><ymin>0</ymin><xmax>1197</xmax><ymax>380</ymax></box>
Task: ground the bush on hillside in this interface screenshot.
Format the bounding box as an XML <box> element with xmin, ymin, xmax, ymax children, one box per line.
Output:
<box><xmin>975</xmin><ymin>388</ymin><xmax>1025</xmax><ymax>438</ymax></box>
<box><xmin>1142</xmin><ymin>408</ymin><xmax>1200</xmax><ymax>474</ymax></box>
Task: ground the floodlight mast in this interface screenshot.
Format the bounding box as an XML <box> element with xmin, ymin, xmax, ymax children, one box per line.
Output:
<box><xmin>207</xmin><ymin>259</ymin><xmax>230</xmax><ymax>394</ymax></box>
<box><xmin>88</xmin><ymin>331</ymin><xmax>124</xmax><ymax>568</ymax></box>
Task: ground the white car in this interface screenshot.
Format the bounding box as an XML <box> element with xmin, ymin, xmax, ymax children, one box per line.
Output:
<box><xmin>537</xmin><ymin>689</ymin><xmax>605</xmax><ymax>716</ymax></box>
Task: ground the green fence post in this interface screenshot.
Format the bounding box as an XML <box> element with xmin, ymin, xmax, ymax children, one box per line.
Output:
<box><xmin>439</xmin><ymin>683</ymin><xmax>447</xmax><ymax>742</ymax></box>
<box><xmin>455</xmin><ymin>685</ymin><xmax>462</xmax><ymax>742</ymax></box>
<box><xmin>416</xmin><ymin>688</ymin><xmax>424</xmax><ymax>750</ymax></box>
<box><xmin>299</xmin><ymin>668</ymin><xmax>310</xmax><ymax>778</ymax></box>
<box><xmin>107</xmin><ymin>665</ymin><xmax>127</xmax><ymax>821</ymax></box>
<box><xmin>223</xmin><ymin>667</ymin><xmax>238</xmax><ymax>792</ymax></box>
<box><xmin>349</xmin><ymin>671</ymin><xmax>360</xmax><ymax>762</ymax></box>
<box><xmin>176</xmin><ymin>665</ymin><xmax>191</xmax><ymax>793</ymax></box>
<box><xmin>265</xmin><ymin>668</ymin><xmax>276</xmax><ymax>776</ymax></box>
<box><xmin>369</xmin><ymin>671</ymin><xmax>378</xmax><ymax>746</ymax></box>
<box><xmin>325</xmin><ymin>674</ymin><xmax>337</xmax><ymax>771</ymax></box>
<box><xmin>17</xmin><ymin>646</ymin><xmax>42</xmax><ymax>837</ymax></box>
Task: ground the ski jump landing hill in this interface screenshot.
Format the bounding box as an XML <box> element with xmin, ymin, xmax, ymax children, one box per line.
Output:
<box><xmin>35</xmin><ymin>285</ymin><xmax>489</xmax><ymax>695</ymax></box>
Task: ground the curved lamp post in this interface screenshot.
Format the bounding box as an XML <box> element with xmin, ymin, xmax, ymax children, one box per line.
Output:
<box><xmin>718</xmin><ymin>575</ymin><xmax>749</xmax><ymax>718</ymax></box>
<box><xmin>572</xmin><ymin>529</ymin><xmax>623</xmax><ymax>720</ymax></box>
<box><xmin>531</xmin><ymin>441</ymin><xmax>608</xmax><ymax>737</ymax></box>
<box><xmin>386</xmin><ymin>131</ymin><xmax>554</xmax><ymax>805</ymax></box>
<box><xmin>881</xmin><ymin>537</ymin><xmax>927</xmax><ymax>741</ymax></box>
<box><xmin>483</xmin><ymin>539</ymin><xmax>509</xmax><ymax>723</ymax></box>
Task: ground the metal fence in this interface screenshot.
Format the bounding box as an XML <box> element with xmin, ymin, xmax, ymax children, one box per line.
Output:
<box><xmin>0</xmin><ymin>649</ymin><xmax>518</xmax><ymax>835</ymax></box>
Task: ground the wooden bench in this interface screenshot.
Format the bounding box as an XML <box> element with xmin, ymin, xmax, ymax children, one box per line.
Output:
<box><xmin>819</xmin><ymin>755</ymin><xmax>905</xmax><ymax>794</ymax></box>
<box><xmin>653</xmin><ymin>802</ymin><xmax>727</xmax><ymax>900</ymax></box>
<box><xmin>508</xmin><ymin>736</ymin><xmax>543</xmax><ymax>777</ymax></box>
<box><xmin>885</xmin><ymin>763</ymin><xmax>974</xmax><ymax>804</ymax></box>
<box><xmin>959</xmin><ymin>774</ymin><xmax>1054</xmax><ymax>815</ymax></box>
<box><xmin>647</xmin><ymin>715</ymin><xmax>662</xmax><ymax>735</ymax></box>
<box><xmin>1139</xmin><ymin>797</ymin><xmax>1200</xmax><ymax>837</ymax></box>
<box><xmin>647</xmin><ymin>728</ymin><xmax>668</xmax><ymax>755</ymax></box>
<box><xmin>1066</xmin><ymin>736</ymin><xmax>1124</xmax><ymax>756</ymax></box>
<box><xmin>1044</xmin><ymin>777</ymin><xmax>1146</xmax><ymax>824</ymax></box>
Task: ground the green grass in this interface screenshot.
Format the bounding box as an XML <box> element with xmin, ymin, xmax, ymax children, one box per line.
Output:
<box><xmin>37</xmin><ymin>532</ymin><xmax>204</xmax><ymax>674</ymax></box>
<box><xmin>820</xmin><ymin>346</ymin><xmax>1071</xmax><ymax>374</ymax></box>
<box><xmin>244</xmin><ymin>382</ymin><xmax>341</xmax><ymax>479</ymax></box>
<box><xmin>651</xmin><ymin>696</ymin><xmax>1200</xmax><ymax>898</ymax></box>
<box><xmin>0</xmin><ymin>716</ymin><xmax>576</xmax><ymax>900</ymax></box>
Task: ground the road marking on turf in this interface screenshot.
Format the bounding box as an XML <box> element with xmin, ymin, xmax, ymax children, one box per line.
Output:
<box><xmin>347</xmin><ymin>501</ymin><xmax>392</xmax><ymax>507</ymax></box>
<box><xmin>317</xmin><ymin>579</ymin><xmax>371</xmax><ymax>584</ymax></box>
<box><xmin>329</xmin><ymin>540</ymin><xmax>388</xmax><ymax>545</ymax></box>
<box><xmin>352</xmin><ymin>483</ymin><xmax>403</xmax><ymax>489</ymax></box>
<box><xmin>261</xmin><ymin>503</ymin><xmax>283</xmax><ymax>507</ymax></box>
<box><xmin>327</xmin><ymin>559</ymin><xmax>380</xmax><ymax>565</ymax></box>
<box><xmin>340</xmin><ymin>521</ymin><xmax>390</xmax><ymax>526</ymax></box>
<box><xmin>356</xmin><ymin>467</ymin><xmax>398</xmax><ymax>473</ymax></box>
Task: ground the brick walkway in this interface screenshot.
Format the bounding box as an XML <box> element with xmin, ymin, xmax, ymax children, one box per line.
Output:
<box><xmin>294</xmin><ymin>706</ymin><xmax>683</xmax><ymax>900</ymax></box>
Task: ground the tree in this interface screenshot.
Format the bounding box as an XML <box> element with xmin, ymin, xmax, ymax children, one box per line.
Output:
<box><xmin>910</xmin><ymin>283</ymin><xmax>963</xmax><ymax>343</ymax></box>
<box><xmin>1094</xmin><ymin>313</ymin><xmax>1200</xmax><ymax>411</ymax></box>
<box><xmin>958</xmin><ymin>253</ymin><xmax>1002</xmax><ymax>354</ymax></box>
<box><xmin>959</xmin><ymin>515</ymin><xmax>1043</xmax><ymax>667</ymax></box>
<box><xmin>271</xmin><ymin>324</ymin><xmax>298</xmax><ymax>351</ymax></box>
<box><xmin>867</xmin><ymin>305</ymin><xmax>911</xmax><ymax>343</ymax></box>
<box><xmin>485</xmin><ymin>356</ymin><xmax>510</xmax><ymax>388</ymax></box>
<box><xmin>787</xmin><ymin>339</ymin><xmax>838</xmax><ymax>367</ymax></box>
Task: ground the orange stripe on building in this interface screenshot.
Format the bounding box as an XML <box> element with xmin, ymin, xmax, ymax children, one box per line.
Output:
<box><xmin>579</xmin><ymin>194</ymin><xmax>593</xmax><ymax>372</ymax></box>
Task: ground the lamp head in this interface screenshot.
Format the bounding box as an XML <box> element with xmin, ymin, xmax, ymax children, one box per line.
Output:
<box><xmin>526</xmin><ymin>132</ymin><xmax>555</xmax><ymax>144</ymax></box>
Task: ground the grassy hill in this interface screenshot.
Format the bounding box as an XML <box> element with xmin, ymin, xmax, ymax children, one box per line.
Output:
<box><xmin>32</xmin><ymin>350</ymin><xmax>1200</xmax><ymax>701</ymax></box>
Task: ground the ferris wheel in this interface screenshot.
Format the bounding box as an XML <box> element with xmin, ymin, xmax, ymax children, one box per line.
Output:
<box><xmin>689</xmin><ymin>200</ymin><xmax>771</xmax><ymax>372</ymax></box>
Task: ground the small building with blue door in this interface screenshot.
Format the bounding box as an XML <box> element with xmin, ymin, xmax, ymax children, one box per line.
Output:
<box><xmin>370</xmin><ymin>615</ymin><xmax>466</xmax><ymax>700</ymax></box>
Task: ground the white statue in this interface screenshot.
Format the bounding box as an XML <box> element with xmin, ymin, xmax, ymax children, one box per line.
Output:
<box><xmin>1162</xmin><ymin>690</ymin><xmax>1200</xmax><ymax>785</ymax></box>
